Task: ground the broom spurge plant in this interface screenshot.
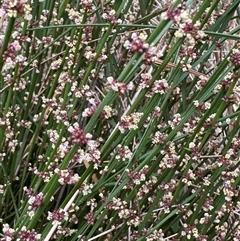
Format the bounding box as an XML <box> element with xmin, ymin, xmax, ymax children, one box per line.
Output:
<box><xmin>0</xmin><ymin>0</ymin><xmax>240</xmax><ymax>240</ymax></box>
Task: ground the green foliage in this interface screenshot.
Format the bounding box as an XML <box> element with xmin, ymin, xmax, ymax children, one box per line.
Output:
<box><xmin>0</xmin><ymin>0</ymin><xmax>240</xmax><ymax>240</ymax></box>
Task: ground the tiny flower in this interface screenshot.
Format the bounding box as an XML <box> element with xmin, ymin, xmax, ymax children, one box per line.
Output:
<box><xmin>140</xmin><ymin>73</ymin><xmax>152</xmax><ymax>88</ymax></box>
<box><xmin>124</xmin><ymin>32</ymin><xmax>149</xmax><ymax>53</ymax></box>
<box><xmin>102</xmin><ymin>9</ymin><xmax>121</xmax><ymax>24</ymax></box>
<box><xmin>168</xmin><ymin>113</ymin><xmax>181</xmax><ymax>128</ymax></box>
<box><xmin>17</xmin><ymin>226</ymin><xmax>41</xmax><ymax>241</ymax></box>
<box><xmin>68</xmin><ymin>123</ymin><xmax>92</xmax><ymax>145</ymax></box>
<box><xmin>106</xmin><ymin>77</ymin><xmax>132</xmax><ymax>95</ymax></box>
<box><xmin>28</xmin><ymin>192</ymin><xmax>44</xmax><ymax>210</ymax></box>
<box><xmin>116</xmin><ymin>145</ymin><xmax>132</xmax><ymax>161</ymax></box>
<box><xmin>100</xmin><ymin>105</ymin><xmax>115</xmax><ymax>119</ymax></box>
<box><xmin>189</xmin><ymin>142</ymin><xmax>196</xmax><ymax>149</ymax></box>
<box><xmin>51</xmin><ymin>58</ymin><xmax>62</xmax><ymax>70</ymax></box>
<box><xmin>2</xmin><ymin>223</ymin><xmax>15</xmax><ymax>241</ymax></box>
<box><xmin>229</xmin><ymin>49</ymin><xmax>240</xmax><ymax>69</ymax></box>
<box><xmin>152</xmin><ymin>79</ymin><xmax>170</xmax><ymax>94</ymax></box>
<box><xmin>119</xmin><ymin>112</ymin><xmax>143</xmax><ymax>133</ymax></box>
<box><xmin>1</xmin><ymin>0</ymin><xmax>32</xmax><ymax>19</ymax></box>
<box><xmin>47</xmin><ymin>209</ymin><xmax>69</xmax><ymax>225</ymax></box>
<box><xmin>152</xmin><ymin>131</ymin><xmax>166</xmax><ymax>145</ymax></box>
<box><xmin>67</xmin><ymin>7</ymin><xmax>83</xmax><ymax>24</ymax></box>
<box><xmin>79</xmin><ymin>182</ymin><xmax>93</xmax><ymax>196</ymax></box>
<box><xmin>55</xmin><ymin>168</ymin><xmax>80</xmax><ymax>185</ymax></box>
<box><xmin>85</xmin><ymin>212</ymin><xmax>95</xmax><ymax>225</ymax></box>
<box><xmin>24</xmin><ymin>187</ymin><xmax>44</xmax><ymax>213</ymax></box>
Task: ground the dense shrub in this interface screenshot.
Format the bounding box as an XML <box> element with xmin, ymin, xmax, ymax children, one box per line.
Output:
<box><xmin>0</xmin><ymin>0</ymin><xmax>240</xmax><ymax>240</ymax></box>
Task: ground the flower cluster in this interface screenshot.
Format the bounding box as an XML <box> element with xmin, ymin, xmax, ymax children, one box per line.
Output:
<box><xmin>123</xmin><ymin>0</ymin><xmax>141</xmax><ymax>23</ymax></box>
<box><xmin>163</xmin><ymin>4</ymin><xmax>205</xmax><ymax>45</ymax></box>
<box><xmin>82</xmin><ymin>98</ymin><xmax>100</xmax><ymax>117</ymax></box>
<box><xmin>164</xmin><ymin>2</ymin><xmax>187</xmax><ymax>23</ymax></box>
<box><xmin>17</xmin><ymin>226</ymin><xmax>41</xmax><ymax>241</ymax></box>
<box><xmin>47</xmin><ymin>209</ymin><xmax>69</xmax><ymax>225</ymax></box>
<box><xmin>123</xmin><ymin>32</ymin><xmax>157</xmax><ymax>64</ymax></box>
<box><xmin>124</xmin><ymin>32</ymin><xmax>149</xmax><ymax>53</ymax></box>
<box><xmin>79</xmin><ymin>182</ymin><xmax>94</xmax><ymax>196</ymax></box>
<box><xmin>66</xmin><ymin>6</ymin><xmax>83</xmax><ymax>24</ymax></box>
<box><xmin>158</xmin><ymin>142</ymin><xmax>179</xmax><ymax>170</ymax></box>
<box><xmin>53</xmin><ymin>226</ymin><xmax>77</xmax><ymax>239</ymax></box>
<box><xmin>1</xmin><ymin>0</ymin><xmax>31</xmax><ymax>19</ymax></box>
<box><xmin>127</xmin><ymin>165</ymin><xmax>148</xmax><ymax>185</ymax></box>
<box><xmin>229</xmin><ymin>48</ymin><xmax>240</xmax><ymax>69</ymax></box>
<box><xmin>68</xmin><ymin>123</ymin><xmax>92</xmax><ymax>146</ymax></box>
<box><xmin>151</xmin><ymin>131</ymin><xmax>167</xmax><ymax>145</ymax></box>
<box><xmin>193</xmin><ymin>100</ymin><xmax>211</xmax><ymax>112</ymax></box>
<box><xmin>55</xmin><ymin>168</ymin><xmax>80</xmax><ymax>185</ymax></box>
<box><xmin>176</xmin><ymin>20</ymin><xmax>205</xmax><ymax>40</ymax></box>
<box><xmin>106</xmin><ymin>197</ymin><xmax>140</xmax><ymax>227</ymax></box>
<box><xmin>137</xmin><ymin>176</ymin><xmax>157</xmax><ymax>198</ymax></box>
<box><xmin>1</xmin><ymin>224</ymin><xmax>14</xmax><ymax>241</ymax></box>
<box><xmin>47</xmin><ymin>205</ymin><xmax>78</xmax><ymax>238</ymax></box>
<box><xmin>116</xmin><ymin>145</ymin><xmax>133</xmax><ymax>161</ymax></box>
<box><xmin>119</xmin><ymin>112</ymin><xmax>143</xmax><ymax>133</ymax></box>
<box><xmin>23</xmin><ymin>187</ymin><xmax>44</xmax><ymax>217</ymax></box>
<box><xmin>146</xmin><ymin>229</ymin><xmax>165</xmax><ymax>241</ymax></box>
<box><xmin>81</xmin><ymin>0</ymin><xmax>94</xmax><ymax>12</ymax></box>
<box><xmin>75</xmin><ymin>139</ymin><xmax>101</xmax><ymax>169</ymax></box>
<box><xmin>139</xmin><ymin>72</ymin><xmax>152</xmax><ymax>88</ymax></box>
<box><xmin>100</xmin><ymin>105</ymin><xmax>115</xmax><ymax>120</ymax></box>
<box><xmin>106</xmin><ymin>76</ymin><xmax>133</xmax><ymax>95</ymax></box>
<box><xmin>151</xmin><ymin>79</ymin><xmax>170</xmax><ymax>95</ymax></box>
<box><xmin>85</xmin><ymin>211</ymin><xmax>95</xmax><ymax>225</ymax></box>
<box><xmin>2</xmin><ymin>39</ymin><xmax>28</xmax><ymax>73</ymax></box>
<box><xmin>168</xmin><ymin>113</ymin><xmax>182</xmax><ymax>129</ymax></box>
<box><xmin>102</xmin><ymin>9</ymin><xmax>122</xmax><ymax>25</ymax></box>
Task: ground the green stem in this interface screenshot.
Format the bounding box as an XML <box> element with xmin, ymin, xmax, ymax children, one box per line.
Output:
<box><xmin>0</xmin><ymin>18</ymin><xmax>15</xmax><ymax>72</ymax></box>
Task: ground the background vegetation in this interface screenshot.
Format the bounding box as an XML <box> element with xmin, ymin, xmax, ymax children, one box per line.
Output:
<box><xmin>0</xmin><ymin>0</ymin><xmax>240</xmax><ymax>240</ymax></box>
